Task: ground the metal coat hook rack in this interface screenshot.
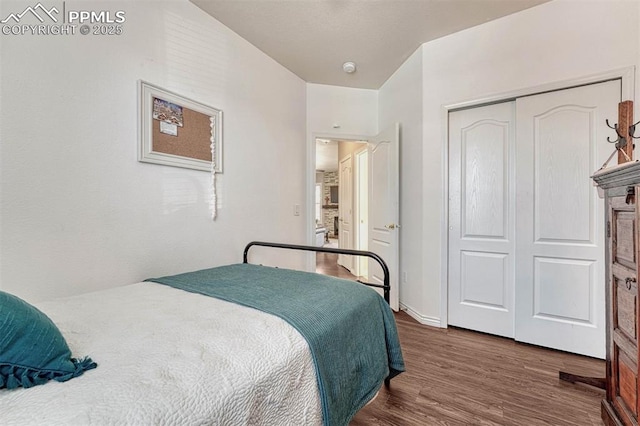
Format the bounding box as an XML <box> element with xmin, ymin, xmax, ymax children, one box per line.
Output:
<box><xmin>605</xmin><ymin>118</ymin><xmax>628</xmax><ymax>149</ymax></box>
<box><xmin>606</xmin><ymin>118</ymin><xmax>640</xmax><ymax>147</ymax></box>
<box><xmin>599</xmin><ymin>100</ymin><xmax>635</xmax><ymax>170</ymax></box>
<box><xmin>630</xmin><ymin>119</ymin><xmax>640</xmax><ymax>140</ymax></box>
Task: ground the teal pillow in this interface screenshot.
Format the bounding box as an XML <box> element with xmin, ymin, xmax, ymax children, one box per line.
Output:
<box><xmin>0</xmin><ymin>291</ymin><xmax>97</xmax><ymax>390</ymax></box>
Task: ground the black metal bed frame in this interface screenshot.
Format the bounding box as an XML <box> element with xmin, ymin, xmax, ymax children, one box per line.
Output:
<box><xmin>243</xmin><ymin>241</ymin><xmax>391</xmax><ymax>305</ymax></box>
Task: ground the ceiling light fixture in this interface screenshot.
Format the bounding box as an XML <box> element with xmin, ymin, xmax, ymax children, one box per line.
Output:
<box><xmin>342</xmin><ymin>61</ymin><xmax>356</xmax><ymax>74</ymax></box>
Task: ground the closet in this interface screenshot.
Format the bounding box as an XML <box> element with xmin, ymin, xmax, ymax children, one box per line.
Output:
<box><xmin>448</xmin><ymin>80</ymin><xmax>620</xmax><ymax>358</ymax></box>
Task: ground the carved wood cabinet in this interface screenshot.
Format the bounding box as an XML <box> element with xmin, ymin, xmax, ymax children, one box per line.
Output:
<box><xmin>593</xmin><ymin>162</ymin><xmax>640</xmax><ymax>426</ymax></box>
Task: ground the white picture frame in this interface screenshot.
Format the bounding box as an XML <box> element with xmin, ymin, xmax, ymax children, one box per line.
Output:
<box><xmin>138</xmin><ymin>81</ymin><xmax>223</xmax><ymax>173</ymax></box>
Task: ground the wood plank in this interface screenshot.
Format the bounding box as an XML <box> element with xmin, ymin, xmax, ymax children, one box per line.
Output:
<box><xmin>317</xmin><ymin>249</ymin><xmax>605</xmax><ymax>424</ymax></box>
<box><xmin>351</xmin><ymin>312</ymin><xmax>604</xmax><ymax>425</ymax></box>
<box><xmin>617</xmin><ymin>101</ymin><xmax>634</xmax><ymax>164</ymax></box>
<box><xmin>617</xmin><ymin>353</ymin><xmax>638</xmax><ymax>416</ymax></box>
<box><xmin>315</xmin><ymin>252</ymin><xmax>363</xmax><ymax>281</ymax></box>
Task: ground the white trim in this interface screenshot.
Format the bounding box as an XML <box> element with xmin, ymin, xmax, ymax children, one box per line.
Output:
<box><xmin>354</xmin><ymin>146</ymin><xmax>369</xmax><ymax>277</ymax></box>
<box><xmin>439</xmin><ymin>101</ymin><xmax>450</xmax><ymax>328</ymax></box>
<box><xmin>439</xmin><ymin>66</ymin><xmax>636</xmax><ymax>331</ymax></box>
<box><xmin>445</xmin><ymin>66</ymin><xmax>635</xmax><ymax>111</ymax></box>
<box><xmin>400</xmin><ymin>303</ymin><xmax>442</xmax><ymax>328</ymax></box>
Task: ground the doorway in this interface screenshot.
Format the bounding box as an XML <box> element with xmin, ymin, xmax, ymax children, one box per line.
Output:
<box><xmin>315</xmin><ymin>138</ymin><xmax>367</xmax><ymax>281</ymax></box>
<box><xmin>310</xmin><ymin>124</ymin><xmax>400</xmax><ymax>310</ymax></box>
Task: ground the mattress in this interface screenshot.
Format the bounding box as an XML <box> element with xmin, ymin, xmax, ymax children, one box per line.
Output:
<box><xmin>147</xmin><ymin>263</ymin><xmax>404</xmax><ymax>425</ymax></box>
<box><xmin>0</xmin><ymin>282</ymin><xmax>322</xmax><ymax>425</ymax></box>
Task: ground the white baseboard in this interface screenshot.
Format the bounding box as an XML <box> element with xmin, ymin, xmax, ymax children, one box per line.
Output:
<box><xmin>400</xmin><ymin>303</ymin><xmax>443</xmax><ymax>328</ymax></box>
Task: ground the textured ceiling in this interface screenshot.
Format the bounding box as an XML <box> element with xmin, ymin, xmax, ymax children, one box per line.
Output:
<box><xmin>316</xmin><ymin>139</ymin><xmax>339</xmax><ymax>172</ymax></box>
<box><xmin>191</xmin><ymin>0</ymin><xmax>550</xmax><ymax>89</ymax></box>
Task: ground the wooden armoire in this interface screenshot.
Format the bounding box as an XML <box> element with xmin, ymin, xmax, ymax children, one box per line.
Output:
<box><xmin>593</xmin><ymin>161</ymin><xmax>640</xmax><ymax>426</ymax></box>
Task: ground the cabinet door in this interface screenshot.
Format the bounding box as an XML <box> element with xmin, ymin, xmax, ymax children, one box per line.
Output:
<box><xmin>609</xmin><ymin>191</ymin><xmax>639</xmax><ymax>423</ymax></box>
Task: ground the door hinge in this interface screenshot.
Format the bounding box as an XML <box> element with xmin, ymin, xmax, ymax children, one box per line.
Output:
<box><xmin>607</xmin><ymin>221</ymin><xmax>611</xmax><ymax>238</ymax></box>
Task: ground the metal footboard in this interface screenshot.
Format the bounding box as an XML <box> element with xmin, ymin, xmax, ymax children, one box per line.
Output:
<box><xmin>242</xmin><ymin>241</ymin><xmax>391</xmax><ymax>305</ymax></box>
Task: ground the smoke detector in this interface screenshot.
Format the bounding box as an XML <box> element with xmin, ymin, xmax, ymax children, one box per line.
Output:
<box><xmin>342</xmin><ymin>61</ymin><xmax>356</xmax><ymax>74</ymax></box>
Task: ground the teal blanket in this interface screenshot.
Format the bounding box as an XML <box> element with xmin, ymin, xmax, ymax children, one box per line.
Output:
<box><xmin>146</xmin><ymin>263</ymin><xmax>404</xmax><ymax>426</ymax></box>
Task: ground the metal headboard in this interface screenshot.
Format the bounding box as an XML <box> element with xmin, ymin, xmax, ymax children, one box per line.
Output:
<box><xmin>243</xmin><ymin>241</ymin><xmax>391</xmax><ymax>305</ymax></box>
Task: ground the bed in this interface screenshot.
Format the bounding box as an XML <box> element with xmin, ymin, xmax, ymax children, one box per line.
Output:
<box><xmin>0</xmin><ymin>241</ymin><xmax>404</xmax><ymax>426</ymax></box>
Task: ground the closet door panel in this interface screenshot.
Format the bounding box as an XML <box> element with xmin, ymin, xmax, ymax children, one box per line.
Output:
<box><xmin>515</xmin><ymin>79</ymin><xmax>620</xmax><ymax>358</ymax></box>
<box><xmin>448</xmin><ymin>101</ymin><xmax>515</xmax><ymax>338</ymax></box>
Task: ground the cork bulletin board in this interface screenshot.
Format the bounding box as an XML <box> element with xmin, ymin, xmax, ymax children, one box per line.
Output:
<box><xmin>138</xmin><ymin>81</ymin><xmax>223</xmax><ymax>172</ymax></box>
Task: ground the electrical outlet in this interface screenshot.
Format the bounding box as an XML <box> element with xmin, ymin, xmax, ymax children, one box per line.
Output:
<box><xmin>293</xmin><ymin>204</ymin><xmax>300</xmax><ymax>216</ymax></box>
<box><xmin>402</xmin><ymin>271</ymin><xmax>408</xmax><ymax>283</ymax></box>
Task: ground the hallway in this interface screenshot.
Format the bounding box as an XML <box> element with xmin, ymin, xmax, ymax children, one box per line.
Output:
<box><xmin>315</xmin><ymin>252</ymin><xmax>362</xmax><ymax>281</ymax></box>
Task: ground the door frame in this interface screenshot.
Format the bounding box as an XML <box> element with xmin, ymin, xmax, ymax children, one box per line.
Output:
<box><xmin>306</xmin><ymin>132</ymin><xmax>370</xmax><ymax>272</ymax></box>
<box><xmin>354</xmin><ymin>146</ymin><xmax>369</xmax><ymax>278</ymax></box>
<box><xmin>439</xmin><ymin>66</ymin><xmax>635</xmax><ymax>328</ymax></box>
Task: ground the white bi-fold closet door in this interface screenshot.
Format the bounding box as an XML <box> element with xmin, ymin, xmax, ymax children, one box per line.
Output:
<box><xmin>448</xmin><ymin>80</ymin><xmax>620</xmax><ymax>358</ymax></box>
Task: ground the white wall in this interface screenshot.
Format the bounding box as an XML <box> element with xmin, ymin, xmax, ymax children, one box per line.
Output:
<box><xmin>0</xmin><ymin>0</ymin><xmax>307</xmax><ymax>302</ymax></box>
<box><xmin>378</xmin><ymin>48</ymin><xmax>427</xmax><ymax>322</ymax></box>
<box><xmin>305</xmin><ymin>84</ymin><xmax>377</xmax><ymax>249</ymax></box>
<box><xmin>306</xmin><ymin>83</ymin><xmax>378</xmax><ymax>137</ymax></box>
<box><xmin>417</xmin><ymin>0</ymin><xmax>640</xmax><ymax>323</ymax></box>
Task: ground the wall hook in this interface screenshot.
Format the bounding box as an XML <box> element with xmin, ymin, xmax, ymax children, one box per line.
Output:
<box><xmin>630</xmin><ymin>119</ymin><xmax>640</xmax><ymax>140</ymax></box>
<box><xmin>602</xmin><ymin>101</ymin><xmax>634</xmax><ymax>167</ymax></box>
<box><xmin>606</xmin><ymin>119</ymin><xmax>627</xmax><ymax>148</ymax></box>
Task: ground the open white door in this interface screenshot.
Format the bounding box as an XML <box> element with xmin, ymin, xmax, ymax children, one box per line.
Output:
<box><xmin>368</xmin><ymin>123</ymin><xmax>400</xmax><ymax>311</ymax></box>
<box><xmin>355</xmin><ymin>147</ymin><xmax>369</xmax><ymax>278</ymax></box>
<box><xmin>338</xmin><ymin>154</ymin><xmax>354</xmax><ymax>272</ymax></box>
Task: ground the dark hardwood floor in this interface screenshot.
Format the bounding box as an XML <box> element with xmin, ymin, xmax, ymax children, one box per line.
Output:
<box><xmin>316</xmin><ymin>246</ymin><xmax>604</xmax><ymax>425</ymax></box>
<box><xmin>351</xmin><ymin>311</ymin><xmax>605</xmax><ymax>425</ymax></box>
<box><xmin>315</xmin><ymin>251</ymin><xmax>362</xmax><ymax>281</ymax></box>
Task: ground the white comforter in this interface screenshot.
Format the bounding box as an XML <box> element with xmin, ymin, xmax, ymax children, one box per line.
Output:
<box><xmin>0</xmin><ymin>282</ymin><xmax>322</xmax><ymax>425</ymax></box>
